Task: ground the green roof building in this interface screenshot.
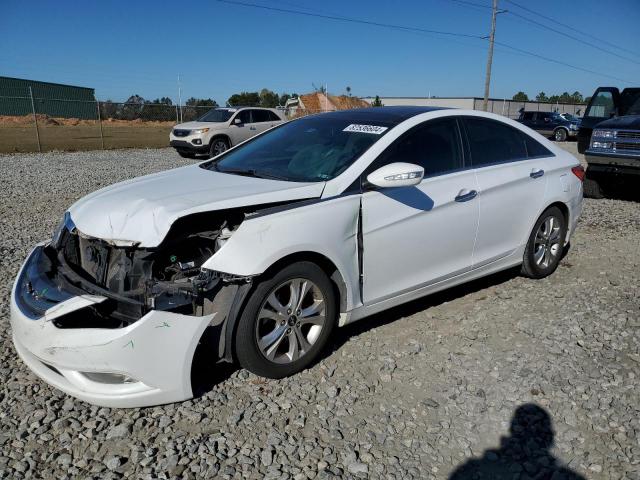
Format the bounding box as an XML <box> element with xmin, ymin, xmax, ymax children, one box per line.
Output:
<box><xmin>0</xmin><ymin>76</ymin><xmax>96</xmax><ymax>119</ymax></box>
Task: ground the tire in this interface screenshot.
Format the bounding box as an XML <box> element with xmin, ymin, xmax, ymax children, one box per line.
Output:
<box><xmin>583</xmin><ymin>177</ymin><xmax>604</xmax><ymax>199</ymax></box>
<box><xmin>521</xmin><ymin>206</ymin><xmax>567</xmax><ymax>279</ymax></box>
<box><xmin>554</xmin><ymin>128</ymin><xmax>568</xmax><ymax>142</ymax></box>
<box><xmin>235</xmin><ymin>261</ymin><xmax>336</xmax><ymax>379</ymax></box>
<box><xmin>177</xmin><ymin>150</ymin><xmax>196</xmax><ymax>159</ymax></box>
<box><xmin>209</xmin><ymin>137</ymin><xmax>230</xmax><ymax>158</ymax></box>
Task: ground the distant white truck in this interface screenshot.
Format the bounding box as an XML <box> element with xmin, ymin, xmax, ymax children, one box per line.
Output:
<box><xmin>169</xmin><ymin>107</ymin><xmax>285</xmax><ymax>158</ymax></box>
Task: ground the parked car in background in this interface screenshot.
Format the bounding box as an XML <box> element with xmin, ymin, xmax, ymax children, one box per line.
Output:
<box><xmin>11</xmin><ymin>107</ymin><xmax>584</xmax><ymax>407</ymax></box>
<box><xmin>580</xmin><ymin>87</ymin><xmax>640</xmax><ymax>198</ymax></box>
<box><xmin>517</xmin><ymin>110</ymin><xmax>580</xmax><ymax>142</ymax></box>
<box><xmin>559</xmin><ymin>113</ymin><xmax>581</xmax><ymax>124</ymax></box>
<box><xmin>170</xmin><ymin>107</ymin><xmax>285</xmax><ymax>159</ymax></box>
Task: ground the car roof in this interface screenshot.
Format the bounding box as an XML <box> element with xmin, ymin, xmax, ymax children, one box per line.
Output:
<box><xmin>310</xmin><ymin>106</ymin><xmax>449</xmax><ymax>125</ymax></box>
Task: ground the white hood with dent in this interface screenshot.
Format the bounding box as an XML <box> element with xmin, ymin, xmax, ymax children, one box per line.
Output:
<box><xmin>68</xmin><ymin>164</ymin><xmax>325</xmax><ymax>247</ymax></box>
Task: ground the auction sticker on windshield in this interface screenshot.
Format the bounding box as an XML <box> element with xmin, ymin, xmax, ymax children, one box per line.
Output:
<box><xmin>343</xmin><ymin>124</ymin><xmax>388</xmax><ymax>134</ymax></box>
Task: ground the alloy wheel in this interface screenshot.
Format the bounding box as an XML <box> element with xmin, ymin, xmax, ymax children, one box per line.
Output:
<box><xmin>211</xmin><ymin>140</ymin><xmax>228</xmax><ymax>157</ymax></box>
<box><xmin>533</xmin><ymin>215</ymin><xmax>562</xmax><ymax>268</ymax></box>
<box><xmin>255</xmin><ymin>278</ymin><xmax>326</xmax><ymax>364</ymax></box>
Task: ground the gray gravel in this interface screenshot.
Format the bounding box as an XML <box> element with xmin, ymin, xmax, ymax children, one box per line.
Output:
<box><xmin>1</xmin><ymin>147</ymin><xmax>639</xmax><ymax>479</ymax></box>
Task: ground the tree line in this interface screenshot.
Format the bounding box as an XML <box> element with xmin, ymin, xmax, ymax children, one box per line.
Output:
<box><xmin>511</xmin><ymin>91</ymin><xmax>590</xmax><ymax>104</ymax></box>
<box><xmin>98</xmin><ymin>89</ymin><xmax>299</xmax><ymax>121</ymax></box>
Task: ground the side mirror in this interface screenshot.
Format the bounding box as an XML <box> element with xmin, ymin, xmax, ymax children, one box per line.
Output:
<box><xmin>367</xmin><ymin>162</ymin><xmax>424</xmax><ymax>188</ymax></box>
<box><xmin>233</xmin><ymin>117</ymin><xmax>243</xmax><ymax>125</ymax></box>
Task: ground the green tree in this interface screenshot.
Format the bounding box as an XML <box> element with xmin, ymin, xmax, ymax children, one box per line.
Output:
<box><xmin>570</xmin><ymin>91</ymin><xmax>583</xmax><ymax>103</ymax></box>
<box><xmin>346</xmin><ymin>86</ymin><xmax>352</xmax><ymax>97</ymax></box>
<box><xmin>512</xmin><ymin>91</ymin><xmax>529</xmax><ymax>102</ymax></box>
<box><xmin>371</xmin><ymin>95</ymin><xmax>383</xmax><ymax>107</ymax></box>
<box><xmin>227</xmin><ymin>91</ymin><xmax>261</xmax><ymax>107</ymax></box>
<box><xmin>185</xmin><ymin>97</ymin><xmax>218</xmax><ymax>107</ymax></box>
<box><xmin>259</xmin><ymin>88</ymin><xmax>280</xmax><ymax>108</ymax></box>
<box><xmin>535</xmin><ymin>92</ymin><xmax>548</xmax><ymax>102</ymax></box>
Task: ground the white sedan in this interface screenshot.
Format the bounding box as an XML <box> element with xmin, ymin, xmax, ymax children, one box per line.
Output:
<box><xmin>11</xmin><ymin>107</ymin><xmax>584</xmax><ymax>407</ymax></box>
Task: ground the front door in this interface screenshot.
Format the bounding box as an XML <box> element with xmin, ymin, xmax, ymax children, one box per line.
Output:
<box><xmin>361</xmin><ymin>118</ymin><xmax>479</xmax><ymax>304</ymax></box>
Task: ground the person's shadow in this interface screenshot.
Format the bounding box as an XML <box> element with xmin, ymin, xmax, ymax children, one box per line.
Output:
<box><xmin>449</xmin><ymin>404</ymin><xmax>585</xmax><ymax>480</ymax></box>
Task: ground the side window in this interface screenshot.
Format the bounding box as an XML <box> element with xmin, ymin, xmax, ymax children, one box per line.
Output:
<box><xmin>585</xmin><ymin>91</ymin><xmax>614</xmax><ymax>118</ymax></box>
<box><xmin>251</xmin><ymin>109</ymin><xmax>270</xmax><ymax>123</ymax></box>
<box><xmin>522</xmin><ymin>112</ymin><xmax>533</xmax><ymax>121</ymax></box>
<box><xmin>236</xmin><ymin>110</ymin><xmax>252</xmax><ymax>124</ymax></box>
<box><xmin>464</xmin><ymin>117</ymin><xmax>527</xmax><ymax>167</ymax></box>
<box><xmin>372</xmin><ymin>118</ymin><xmax>463</xmax><ymax>178</ymax></box>
<box><xmin>520</xmin><ymin>132</ymin><xmax>553</xmax><ymax>158</ymax></box>
<box><xmin>267</xmin><ymin>111</ymin><xmax>282</xmax><ymax>122</ymax></box>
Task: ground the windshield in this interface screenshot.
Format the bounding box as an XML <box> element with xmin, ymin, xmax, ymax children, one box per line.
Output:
<box><xmin>197</xmin><ymin>108</ymin><xmax>234</xmax><ymax>122</ymax></box>
<box><xmin>625</xmin><ymin>94</ymin><xmax>640</xmax><ymax>115</ymax></box>
<box><xmin>204</xmin><ymin>115</ymin><xmax>393</xmax><ymax>182</ymax></box>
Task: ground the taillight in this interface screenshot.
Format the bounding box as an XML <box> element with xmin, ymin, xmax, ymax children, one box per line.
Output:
<box><xmin>571</xmin><ymin>165</ymin><xmax>585</xmax><ymax>181</ymax></box>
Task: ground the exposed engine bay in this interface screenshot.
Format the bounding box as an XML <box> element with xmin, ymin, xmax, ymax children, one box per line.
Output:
<box><xmin>40</xmin><ymin>209</ymin><xmax>253</xmax><ymax>328</ymax></box>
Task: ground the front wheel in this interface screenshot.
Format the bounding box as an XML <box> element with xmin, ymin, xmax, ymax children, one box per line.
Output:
<box><xmin>554</xmin><ymin>128</ymin><xmax>568</xmax><ymax>142</ymax></box>
<box><xmin>235</xmin><ymin>262</ymin><xmax>336</xmax><ymax>378</ymax></box>
<box><xmin>521</xmin><ymin>206</ymin><xmax>567</xmax><ymax>279</ymax></box>
<box><xmin>209</xmin><ymin>137</ymin><xmax>229</xmax><ymax>158</ymax></box>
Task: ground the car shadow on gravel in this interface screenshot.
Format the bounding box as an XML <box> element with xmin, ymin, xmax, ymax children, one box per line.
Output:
<box><xmin>320</xmin><ymin>266</ymin><xmax>521</xmax><ymax>362</ymax></box>
<box><xmin>449</xmin><ymin>403</ymin><xmax>585</xmax><ymax>479</ymax></box>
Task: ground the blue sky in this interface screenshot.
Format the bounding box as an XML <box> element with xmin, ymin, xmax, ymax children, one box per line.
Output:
<box><xmin>2</xmin><ymin>0</ymin><xmax>639</xmax><ymax>104</ymax></box>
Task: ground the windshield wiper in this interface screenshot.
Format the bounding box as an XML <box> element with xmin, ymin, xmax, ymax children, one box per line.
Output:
<box><xmin>217</xmin><ymin>168</ymin><xmax>288</xmax><ymax>181</ymax></box>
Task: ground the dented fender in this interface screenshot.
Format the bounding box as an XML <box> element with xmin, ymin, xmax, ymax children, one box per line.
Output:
<box><xmin>202</xmin><ymin>195</ymin><xmax>362</xmax><ymax>311</ymax></box>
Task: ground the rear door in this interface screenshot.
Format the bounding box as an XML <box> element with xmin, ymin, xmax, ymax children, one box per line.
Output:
<box><xmin>462</xmin><ymin>117</ymin><xmax>549</xmax><ymax>268</ymax></box>
<box><xmin>579</xmin><ymin>87</ymin><xmax>620</xmax><ymax>153</ymax></box>
<box><xmin>251</xmin><ymin>109</ymin><xmax>281</xmax><ymax>134</ymax></box>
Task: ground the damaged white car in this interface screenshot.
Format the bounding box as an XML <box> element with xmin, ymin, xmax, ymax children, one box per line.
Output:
<box><xmin>11</xmin><ymin>107</ymin><xmax>584</xmax><ymax>407</ymax></box>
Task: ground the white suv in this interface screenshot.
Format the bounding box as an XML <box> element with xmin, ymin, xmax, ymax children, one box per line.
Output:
<box><xmin>169</xmin><ymin>107</ymin><xmax>285</xmax><ymax>158</ymax></box>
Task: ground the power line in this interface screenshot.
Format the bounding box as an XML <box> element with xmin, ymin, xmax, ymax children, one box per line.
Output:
<box><xmin>448</xmin><ymin>0</ymin><xmax>640</xmax><ymax>65</ymax></box>
<box><xmin>505</xmin><ymin>10</ymin><xmax>640</xmax><ymax>66</ymax></box>
<box><xmin>503</xmin><ymin>0</ymin><xmax>640</xmax><ymax>59</ymax></box>
<box><xmin>215</xmin><ymin>0</ymin><xmax>483</xmax><ymax>39</ymax></box>
<box><xmin>494</xmin><ymin>40</ymin><xmax>632</xmax><ymax>84</ymax></box>
<box><xmin>216</xmin><ymin>0</ymin><xmax>632</xmax><ymax>84</ymax></box>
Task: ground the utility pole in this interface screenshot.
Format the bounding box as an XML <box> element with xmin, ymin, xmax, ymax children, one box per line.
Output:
<box><xmin>482</xmin><ymin>0</ymin><xmax>500</xmax><ymax>112</ymax></box>
<box><xmin>177</xmin><ymin>74</ymin><xmax>183</xmax><ymax>123</ymax></box>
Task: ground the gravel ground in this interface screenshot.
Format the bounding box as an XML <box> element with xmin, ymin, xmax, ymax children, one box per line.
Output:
<box><xmin>0</xmin><ymin>147</ymin><xmax>639</xmax><ymax>479</ymax></box>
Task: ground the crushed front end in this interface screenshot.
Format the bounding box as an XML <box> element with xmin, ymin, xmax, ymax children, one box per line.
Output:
<box><xmin>10</xmin><ymin>211</ymin><xmax>250</xmax><ymax>408</ymax></box>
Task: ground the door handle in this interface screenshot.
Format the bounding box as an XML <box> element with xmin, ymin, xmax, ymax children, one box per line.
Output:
<box><xmin>530</xmin><ymin>169</ymin><xmax>545</xmax><ymax>179</ymax></box>
<box><xmin>455</xmin><ymin>189</ymin><xmax>478</xmax><ymax>202</ymax></box>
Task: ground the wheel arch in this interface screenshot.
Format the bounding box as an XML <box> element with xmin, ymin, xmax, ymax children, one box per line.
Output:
<box><xmin>209</xmin><ymin>133</ymin><xmax>232</xmax><ymax>147</ymax></box>
<box><xmin>259</xmin><ymin>251</ymin><xmax>348</xmax><ymax>314</ymax></box>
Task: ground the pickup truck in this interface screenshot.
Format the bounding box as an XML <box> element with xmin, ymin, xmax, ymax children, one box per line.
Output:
<box><xmin>578</xmin><ymin>87</ymin><xmax>640</xmax><ymax>198</ymax></box>
<box><xmin>517</xmin><ymin>110</ymin><xmax>580</xmax><ymax>142</ymax></box>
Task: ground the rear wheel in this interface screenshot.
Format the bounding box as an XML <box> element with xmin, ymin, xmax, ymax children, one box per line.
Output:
<box><xmin>521</xmin><ymin>206</ymin><xmax>567</xmax><ymax>279</ymax></box>
<box><xmin>209</xmin><ymin>137</ymin><xmax>229</xmax><ymax>158</ymax></box>
<box><xmin>235</xmin><ymin>262</ymin><xmax>336</xmax><ymax>378</ymax></box>
<box><xmin>554</xmin><ymin>128</ymin><xmax>568</xmax><ymax>142</ymax></box>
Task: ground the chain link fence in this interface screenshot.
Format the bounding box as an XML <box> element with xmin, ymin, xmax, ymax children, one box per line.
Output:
<box><xmin>0</xmin><ymin>96</ymin><xmax>215</xmax><ymax>153</ymax></box>
<box><xmin>0</xmin><ymin>95</ymin><xmax>586</xmax><ymax>154</ymax></box>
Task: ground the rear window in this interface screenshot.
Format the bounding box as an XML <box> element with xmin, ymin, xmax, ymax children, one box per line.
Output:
<box><xmin>464</xmin><ymin>117</ymin><xmax>527</xmax><ymax>167</ymax></box>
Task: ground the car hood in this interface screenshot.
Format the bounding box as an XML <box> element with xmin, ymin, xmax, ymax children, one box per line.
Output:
<box><xmin>173</xmin><ymin>121</ymin><xmax>227</xmax><ymax>130</ymax></box>
<box><xmin>595</xmin><ymin>114</ymin><xmax>640</xmax><ymax>130</ymax></box>
<box><xmin>68</xmin><ymin>164</ymin><xmax>325</xmax><ymax>247</ymax></box>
